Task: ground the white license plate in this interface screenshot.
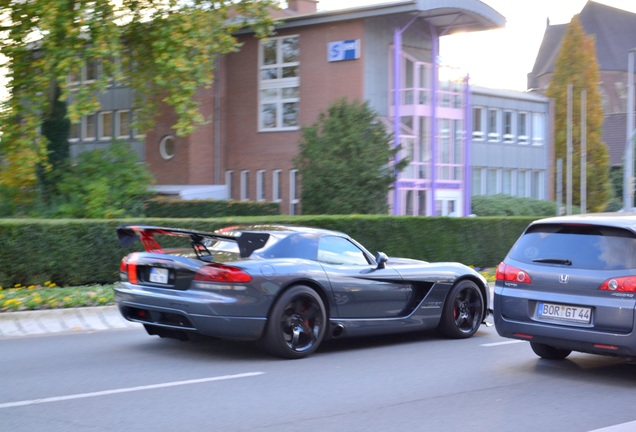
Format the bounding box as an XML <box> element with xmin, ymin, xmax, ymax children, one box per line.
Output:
<box><xmin>149</xmin><ymin>267</ymin><xmax>169</xmax><ymax>284</ymax></box>
<box><xmin>537</xmin><ymin>302</ymin><xmax>591</xmax><ymax>324</ymax></box>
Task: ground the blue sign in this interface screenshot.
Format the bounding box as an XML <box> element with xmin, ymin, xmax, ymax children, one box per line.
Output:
<box><xmin>327</xmin><ymin>39</ymin><xmax>360</xmax><ymax>62</ymax></box>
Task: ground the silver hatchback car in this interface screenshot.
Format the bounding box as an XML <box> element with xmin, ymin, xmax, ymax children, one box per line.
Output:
<box><xmin>494</xmin><ymin>213</ymin><xmax>636</xmax><ymax>360</ymax></box>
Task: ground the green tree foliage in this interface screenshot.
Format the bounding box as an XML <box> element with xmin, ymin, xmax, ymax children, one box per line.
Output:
<box><xmin>295</xmin><ymin>98</ymin><xmax>408</xmax><ymax>214</ymax></box>
<box><xmin>545</xmin><ymin>15</ymin><xmax>611</xmax><ymax>212</ymax></box>
<box><xmin>51</xmin><ymin>141</ymin><xmax>154</xmax><ymax>218</ymax></box>
<box><xmin>0</xmin><ymin>0</ymin><xmax>277</xmax><ymax>203</ymax></box>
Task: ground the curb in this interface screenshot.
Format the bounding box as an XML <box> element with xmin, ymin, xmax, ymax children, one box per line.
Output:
<box><xmin>0</xmin><ymin>306</ymin><xmax>140</xmax><ymax>338</ymax></box>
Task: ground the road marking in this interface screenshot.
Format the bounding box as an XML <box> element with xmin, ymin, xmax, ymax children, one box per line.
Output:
<box><xmin>481</xmin><ymin>340</ymin><xmax>524</xmax><ymax>347</ymax></box>
<box><xmin>0</xmin><ymin>372</ymin><xmax>265</xmax><ymax>409</ymax></box>
<box><xmin>589</xmin><ymin>420</ymin><xmax>636</xmax><ymax>431</ymax></box>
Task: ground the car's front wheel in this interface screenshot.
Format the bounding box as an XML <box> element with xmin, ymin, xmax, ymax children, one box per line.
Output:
<box><xmin>437</xmin><ymin>280</ymin><xmax>484</xmax><ymax>338</ymax></box>
<box><xmin>259</xmin><ymin>285</ymin><xmax>326</xmax><ymax>359</ymax></box>
<box><xmin>530</xmin><ymin>342</ymin><xmax>572</xmax><ymax>360</ymax></box>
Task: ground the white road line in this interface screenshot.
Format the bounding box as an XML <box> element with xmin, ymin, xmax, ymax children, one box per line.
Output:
<box><xmin>0</xmin><ymin>372</ymin><xmax>265</xmax><ymax>409</ymax></box>
<box><xmin>589</xmin><ymin>420</ymin><xmax>636</xmax><ymax>431</ymax></box>
<box><xmin>481</xmin><ymin>340</ymin><xmax>524</xmax><ymax>347</ymax></box>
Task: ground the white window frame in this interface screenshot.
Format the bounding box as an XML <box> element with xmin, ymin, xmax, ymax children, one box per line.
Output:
<box><xmin>487</xmin><ymin>109</ymin><xmax>500</xmax><ymax>142</ymax></box>
<box><xmin>289</xmin><ymin>169</ymin><xmax>299</xmax><ymax>215</ymax></box>
<box><xmin>256</xmin><ymin>170</ymin><xmax>266</xmax><ymax>201</ymax></box>
<box><xmin>503</xmin><ymin>110</ymin><xmax>514</xmax><ymax>143</ymax></box>
<box><xmin>83</xmin><ymin>114</ymin><xmax>96</xmax><ymax>141</ymax></box>
<box><xmin>240</xmin><ymin>170</ymin><xmax>250</xmax><ymax>201</ymax></box>
<box><xmin>98</xmin><ymin>111</ymin><xmax>113</xmax><ymax>140</ymax></box>
<box><xmin>132</xmin><ymin>110</ymin><xmax>146</xmax><ymax>139</ymax></box>
<box><xmin>472</xmin><ymin>106</ymin><xmax>484</xmax><ymax>140</ymax></box>
<box><xmin>532</xmin><ymin>113</ymin><xmax>545</xmax><ymax>146</ymax></box>
<box><xmin>225</xmin><ymin>170</ymin><xmax>234</xmax><ymax>200</ymax></box>
<box><xmin>272</xmin><ymin>169</ymin><xmax>282</xmax><ymax>202</ymax></box>
<box><xmin>517</xmin><ymin>112</ymin><xmax>529</xmax><ymax>144</ymax></box>
<box><xmin>258</xmin><ymin>35</ymin><xmax>300</xmax><ymax>132</ymax></box>
<box><xmin>116</xmin><ymin>110</ymin><xmax>131</xmax><ymax>139</ymax></box>
<box><xmin>69</xmin><ymin>121</ymin><xmax>80</xmax><ymax>142</ymax></box>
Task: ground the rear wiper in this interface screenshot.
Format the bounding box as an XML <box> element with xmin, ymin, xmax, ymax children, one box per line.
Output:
<box><xmin>532</xmin><ymin>258</ymin><xmax>572</xmax><ymax>266</ymax></box>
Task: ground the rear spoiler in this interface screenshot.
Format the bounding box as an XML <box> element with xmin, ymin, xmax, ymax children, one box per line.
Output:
<box><xmin>116</xmin><ymin>225</ymin><xmax>269</xmax><ymax>258</ymax></box>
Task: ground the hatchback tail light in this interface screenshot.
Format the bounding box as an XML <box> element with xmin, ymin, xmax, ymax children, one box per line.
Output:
<box><xmin>599</xmin><ymin>276</ymin><xmax>636</xmax><ymax>293</ymax></box>
<box><xmin>496</xmin><ymin>262</ymin><xmax>532</xmax><ymax>284</ymax></box>
<box><xmin>194</xmin><ymin>264</ymin><xmax>252</xmax><ymax>283</ymax></box>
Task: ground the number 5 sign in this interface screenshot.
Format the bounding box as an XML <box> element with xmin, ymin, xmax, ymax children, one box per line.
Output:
<box><xmin>327</xmin><ymin>39</ymin><xmax>360</xmax><ymax>62</ymax></box>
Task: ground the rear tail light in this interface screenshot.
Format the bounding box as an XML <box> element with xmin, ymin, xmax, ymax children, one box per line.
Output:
<box><xmin>120</xmin><ymin>253</ymin><xmax>139</xmax><ymax>284</ymax></box>
<box><xmin>599</xmin><ymin>276</ymin><xmax>636</xmax><ymax>293</ymax></box>
<box><xmin>194</xmin><ymin>264</ymin><xmax>252</xmax><ymax>283</ymax></box>
<box><xmin>496</xmin><ymin>262</ymin><xmax>532</xmax><ymax>284</ymax></box>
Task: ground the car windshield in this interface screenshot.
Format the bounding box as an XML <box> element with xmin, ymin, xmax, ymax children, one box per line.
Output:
<box><xmin>508</xmin><ymin>223</ymin><xmax>636</xmax><ymax>270</ymax></box>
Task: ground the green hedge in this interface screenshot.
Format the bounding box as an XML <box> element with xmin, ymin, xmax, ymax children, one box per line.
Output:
<box><xmin>144</xmin><ymin>196</ymin><xmax>280</xmax><ymax>217</ymax></box>
<box><xmin>0</xmin><ymin>216</ymin><xmax>535</xmax><ymax>287</ymax></box>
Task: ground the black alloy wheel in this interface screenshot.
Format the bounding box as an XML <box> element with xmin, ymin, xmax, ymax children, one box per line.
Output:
<box><xmin>260</xmin><ymin>285</ymin><xmax>326</xmax><ymax>359</ymax></box>
<box><xmin>437</xmin><ymin>280</ymin><xmax>484</xmax><ymax>338</ymax></box>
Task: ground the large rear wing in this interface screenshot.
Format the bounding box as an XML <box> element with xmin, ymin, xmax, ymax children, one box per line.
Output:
<box><xmin>116</xmin><ymin>225</ymin><xmax>269</xmax><ymax>258</ymax></box>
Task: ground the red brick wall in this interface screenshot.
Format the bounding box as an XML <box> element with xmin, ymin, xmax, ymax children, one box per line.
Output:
<box><xmin>223</xmin><ymin>20</ymin><xmax>365</xmax><ymax>211</ymax></box>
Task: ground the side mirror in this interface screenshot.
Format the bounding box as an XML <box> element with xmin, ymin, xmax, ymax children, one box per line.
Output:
<box><xmin>375</xmin><ymin>252</ymin><xmax>388</xmax><ymax>269</ymax></box>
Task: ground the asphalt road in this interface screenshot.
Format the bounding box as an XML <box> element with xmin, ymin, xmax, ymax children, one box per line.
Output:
<box><xmin>2</xmin><ymin>325</ymin><xmax>636</xmax><ymax>432</ymax></box>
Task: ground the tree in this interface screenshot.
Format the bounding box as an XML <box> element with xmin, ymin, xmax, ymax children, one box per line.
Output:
<box><xmin>295</xmin><ymin>98</ymin><xmax>408</xmax><ymax>214</ymax></box>
<box><xmin>545</xmin><ymin>15</ymin><xmax>611</xmax><ymax>212</ymax></box>
<box><xmin>0</xmin><ymin>0</ymin><xmax>277</xmax><ymax>204</ymax></box>
<box><xmin>52</xmin><ymin>141</ymin><xmax>154</xmax><ymax>218</ymax></box>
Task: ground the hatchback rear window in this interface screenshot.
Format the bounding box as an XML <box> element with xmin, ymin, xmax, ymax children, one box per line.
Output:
<box><xmin>508</xmin><ymin>223</ymin><xmax>636</xmax><ymax>270</ymax></box>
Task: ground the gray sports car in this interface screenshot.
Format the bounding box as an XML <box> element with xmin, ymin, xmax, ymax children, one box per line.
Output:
<box><xmin>115</xmin><ymin>224</ymin><xmax>489</xmax><ymax>358</ymax></box>
<box><xmin>494</xmin><ymin>213</ymin><xmax>636</xmax><ymax>361</ymax></box>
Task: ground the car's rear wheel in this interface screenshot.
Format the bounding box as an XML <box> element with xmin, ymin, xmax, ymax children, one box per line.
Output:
<box><xmin>437</xmin><ymin>280</ymin><xmax>484</xmax><ymax>338</ymax></box>
<box><xmin>259</xmin><ymin>285</ymin><xmax>326</xmax><ymax>359</ymax></box>
<box><xmin>530</xmin><ymin>342</ymin><xmax>572</xmax><ymax>360</ymax></box>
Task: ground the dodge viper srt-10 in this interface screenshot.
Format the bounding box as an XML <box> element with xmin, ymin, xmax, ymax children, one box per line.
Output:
<box><xmin>115</xmin><ymin>224</ymin><xmax>489</xmax><ymax>359</ymax></box>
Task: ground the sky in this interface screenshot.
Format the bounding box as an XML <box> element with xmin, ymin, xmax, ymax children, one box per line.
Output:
<box><xmin>317</xmin><ymin>0</ymin><xmax>636</xmax><ymax>91</ymax></box>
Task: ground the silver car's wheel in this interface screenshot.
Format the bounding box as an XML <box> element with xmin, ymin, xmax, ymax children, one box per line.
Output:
<box><xmin>260</xmin><ymin>285</ymin><xmax>326</xmax><ymax>359</ymax></box>
<box><xmin>530</xmin><ymin>342</ymin><xmax>572</xmax><ymax>360</ymax></box>
<box><xmin>437</xmin><ymin>280</ymin><xmax>484</xmax><ymax>339</ymax></box>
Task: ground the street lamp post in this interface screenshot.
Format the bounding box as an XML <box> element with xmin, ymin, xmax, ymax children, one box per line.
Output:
<box><xmin>624</xmin><ymin>48</ymin><xmax>636</xmax><ymax>212</ymax></box>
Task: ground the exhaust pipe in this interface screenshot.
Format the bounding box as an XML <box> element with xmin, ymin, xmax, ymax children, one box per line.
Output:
<box><xmin>331</xmin><ymin>323</ymin><xmax>345</xmax><ymax>338</ymax></box>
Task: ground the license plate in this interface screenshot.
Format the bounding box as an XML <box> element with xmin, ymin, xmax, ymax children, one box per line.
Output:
<box><xmin>537</xmin><ymin>302</ymin><xmax>591</xmax><ymax>324</ymax></box>
<box><xmin>149</xmin><ymin>267</ymin><xmax>169</xmax><ymax>284</ymax></box>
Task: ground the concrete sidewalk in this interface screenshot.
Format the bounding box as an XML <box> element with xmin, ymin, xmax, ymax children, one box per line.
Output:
<box><xmin>0</xmin><ymin>306</ymin><xmax>140</xmax><ymax>338</ymax></box>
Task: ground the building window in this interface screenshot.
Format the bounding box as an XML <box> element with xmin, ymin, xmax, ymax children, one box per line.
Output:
<box><xmin>225</xmin><ymin>170</ymin><xmax>234</xmax><ymax>200</ymax></box>
<box><xmin>98</xmin><ymin>111</ymin><xmax>113</xmax><ymax>140</ymax></box>
<box><xmin>132</xmin><ymin>110</ymin><xmax>146</xmax><ymax>138</ymax></box>
<box><xmin>503</xmin><ymin>110</ymin><xmax>514</xmax><ymax>143</ymax></box>
<box><xmin>517</xmin><ymin>112</ymin><xmax>528</xmax><ymax>144</ymax></box>
<box><xmin>532</xmin><ymin>113</ymin><xmax>545</xmax><ymax>146</ymax></box>
<box><xmin>69</xmin><ymin>121</ymin><xmax>80</xmax><ymax>142</ymax></box>
<box><xmin>272</xmin><ymin>169</ymin><xmax>282</xmax><ymax>202</ymax></box>
<box><xmin>518</xmin><ymin>170</ymin><xmax>528</xmax><ymax>197</ymax></box>
<box><xmin>487</xmin><ymin>108</ymin><xmax>499</xmax><ymax>141</ymax></box>
<box><xmin>502</xmin><ymin>169</ymin><xmax>513</xmax><ymax>195</ymax></box>
<box><xmin>85</xmin><ymin>60</ymin><xmax>98</xmax><ymax>82</ymax></box>
<box><xmin>259</xmin><ymin>35</ymin><xmax>300</xmax><ymax>131</ymax></box>
<box><xmin>472</xmin><ymin>107</ymin><xmax>484</xmax><ymax>140</ymax></box>
<box><xmin>472</xmin><ymin>168</ymin><xmax>484</xmax><ymax>196</ymax></box>
<box><xmin>487</xmin><ymin>168</ymin><xmax>499</xmax><ymax>194</ymax></box>
<box><xmin>84</xmin><ymin>114</ymin><xmax>96</xmax><ymax>140</ymax></box>
<box><xmin>159</xmin><ymin>135</ymin><xmax>176</xmax><ymax>160</ymax></box>
<box><xmin>240</xmin><ymin>170</ymin><xmax>250</xmax><ymax>201</ymax></box>
<box><xmin>289</xmin><ymin>169</ymin><xmax>299</xmax><ymax>215</ymax></box>
<box><xmin>256</xmin><ymin>170</ymin><xmax>266</xmax><ymax>201</ymax></box>
<box><xmin>116</xmin><ymin>110</ymin><xmax>131</xmax><ymax>139</ymax></box>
